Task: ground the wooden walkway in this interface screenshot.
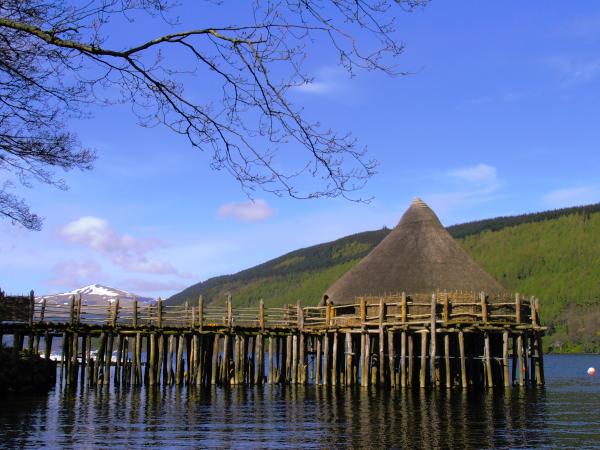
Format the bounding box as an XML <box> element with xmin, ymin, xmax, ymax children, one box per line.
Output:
<box><xmin>0</xmin><ymin>291</ymin><xmax>545</xmax><ymax>389</ymax></box>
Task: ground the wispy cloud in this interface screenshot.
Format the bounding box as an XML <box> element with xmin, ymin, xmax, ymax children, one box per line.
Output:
<box><xmin>47</xmin><ymin>259</ymin><xmax>104</xmax><ymax>288</ymax></box>
<box><xmin>423</xmin><ymin>163</ymin><xmax>501</xmax><ymax>221</ymax></box>
<box><xmin>218</xmin><ymin>199</ymin><xmax>274</xmax><ymax>222</ymax></box>
<box><xmin>543</xmin><ymin>185</ymin><xmax>600</xmax><ymax>208</ymax></box>
<box><xmin>547</xmin><ymin>56</ymin><xmax>600</xmax><ymax>85</ymax></box>
<box><xmin>59</xmin><ymin>216</ymin><xmax>178</xmax><ymax>274</ymax></box>
<box><xmin>449</xmin><ymin>163</ymin><xmax>497</xmax><ymax>184</ymax></box>
<box><xmin>292</xmin><ymin>67</ymin><xmax>350</xmax><ymax>96</ymax></box>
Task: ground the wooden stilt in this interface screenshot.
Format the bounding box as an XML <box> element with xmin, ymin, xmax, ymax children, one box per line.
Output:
<box><xmin>345</xmin><ymin>333</ymin><xmax>353</xmax><ymax>386</ymax></box>
<box><xmin>517</xmin><ymin>333</ymin><xmax>525</xmax><ymax>386</ymax></box>
<box><xmin>167</xmin><ymin>334</ymin><xmax>175</xmax><ymax>385</ymax></box>
<box><xmin>407</xmin><ymin>333</ymin><xmax>414</xmax><ymax>387</ymax></box>
<box><xmin>400</xmin><ymin>331</ymin><xmax>407</xmax><ymax>387</ymax></box>
<box><xmin>420</xmin><ymin>331</ymin><xmax>427</xmax><ymax>388</ymax></box>
<box><xmin>360</xmin><ymin>333</ymin><xmax>367</xmax><ymax>387</ymax></box>
<box><xmin>299</xmin><ymin>333</ymin><xmax>305</xmax><ymax>384</ymax></box>
<box><xmin>459</xmin><ymin>330</ymin><xmax>467</xmax><ymax>389</ymax></box>
<box><xmin>104</xmin><ymin>332</ymin><xmax>113</xmax><ymax>385</ymax></box>
<box><xmin>388</xmin><ymin>330</ymin><xmax>395</xmax><ymax>388</ymax></box>
<box><xmin>211</xmin><ymin>335</ymin><xmax>219</xmax><ymax>385</ymax></box>
<box><xmin>536</xmin><ymin>334</ymin><xmax>545</xmax><ymax>385</ymax></box>
<box><xmin>315</xmin><ymin>335</ymin><xmax>322</xmax><ymax>385</ymax></box>
<box><xmin>332</xmin><ymin>332</ymin><xmax>338</xmax><ymax>387</ymax></box>
<box><xmin>503</xmin><ymin>330</ymin><xmax>510</xmax><ymax>387</ymax></box>
<box><xmin>444</xmin><ymin>334</ymin><xmax>451</xmax><ymax>388</ymax></box>
<box><xmin>285</xmin><ymin>335</ymin><xmax>292</xmax><ymax>384</ymax></box>
<box><xmin>323</xmin><ymin>333</ymin><xmax>330</xmax><ymax>386</ymax></box>
<box><xmin>484</xmin><ymin>332</ymin><xmax>493</xmax><ymax>388</ymax></box>
<box><xmin>176</xmin><ymin>334</ymin><xmax>185</xmax><ymax>385</ymax></box>
<box><xmin>268</xmin><ymin>335</ymin><xmax>274</xmax><ymax>384</ymax></box>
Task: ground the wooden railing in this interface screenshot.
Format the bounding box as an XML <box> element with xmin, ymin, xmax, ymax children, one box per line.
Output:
<box><xmin>0</xmin><ymin>291</ymin><xmax>541</xmax><ymax>330</ymax></box>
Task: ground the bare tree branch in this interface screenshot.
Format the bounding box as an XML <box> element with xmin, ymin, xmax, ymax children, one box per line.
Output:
<box><xmin>0</xmin><ymin>0</ymin><xmax>426</xmax><ymax>230</ymax></box>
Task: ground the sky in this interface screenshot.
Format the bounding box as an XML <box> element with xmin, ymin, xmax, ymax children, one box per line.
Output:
<box><xmin>2</xmin><ymin>1</ymin><xmax>599</xmax><ymax>298</ymax></box>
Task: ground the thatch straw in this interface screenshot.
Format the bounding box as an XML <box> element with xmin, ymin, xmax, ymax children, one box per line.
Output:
<box><xmin>324</xmin><ymin>198</ymin><xmax>505</xmax><ymax>304</ymax></box>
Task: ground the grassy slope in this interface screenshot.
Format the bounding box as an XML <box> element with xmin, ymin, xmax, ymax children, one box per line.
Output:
<box><xmin>167</xmin><ymin>204</ymin><xmax>600</xmax><ymax>350</ymax></box>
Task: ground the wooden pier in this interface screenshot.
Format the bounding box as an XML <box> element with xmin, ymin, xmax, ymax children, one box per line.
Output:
<box><xmin>0</xmin><ymin>290</ymin><xmax>545</xmax><ymax>389</ymax></box>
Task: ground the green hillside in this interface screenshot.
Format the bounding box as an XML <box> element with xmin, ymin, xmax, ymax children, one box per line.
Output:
<box><xmin>168</xmin><ymin>203</ymin><xmax>600</xmax><ymax>351</ymax></box>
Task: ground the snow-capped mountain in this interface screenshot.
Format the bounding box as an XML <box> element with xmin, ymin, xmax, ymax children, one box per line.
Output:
<box><xmin>37</xmin><ymin>284</ymin><xmax>154</xmax><ymax>306</ymax></box>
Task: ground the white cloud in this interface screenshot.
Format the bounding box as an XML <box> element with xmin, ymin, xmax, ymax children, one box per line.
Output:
<box><xmin>48</xmin><ymin>260</ymin><xmax>104</xmax><ymax>288</ymax></box>
<box><xmin>449</xmin><ymin>163</ymin><xmax>497</xmax><ymax>184</ymax></box>
<box><xmin>291</xmin><ymin>67</ymin><xmax>349</xmax><ymax>96</ymax></box>
<box><xmin>547</xmin><ymin>56</ymin><xmax>600</xmax><ymax>84</ymax></box>
<box><xmin>543</xmin><ymin>185</ymin><xmax>600</xmax><ymax>208</ymax></box>
<box><xmin>218</xmin><ymin>199</ymin><xmax>274</xmax><ymax>222</ymax></box>
<box><xmin>59</xmin><ymin>216</ymin><xmax>178</xmax><ymax>274</ymax></box>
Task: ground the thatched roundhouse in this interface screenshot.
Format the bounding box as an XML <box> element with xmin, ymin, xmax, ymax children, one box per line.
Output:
<box><xmin>324</xmin><ymin>198</ymin><xmax>505</xmax><ymax>304</ymax></box>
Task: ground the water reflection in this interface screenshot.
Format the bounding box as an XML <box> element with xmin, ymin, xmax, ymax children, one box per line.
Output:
<box><xmin>2</xmin><ymin>355</ymin><xmax>600</xmax><ymax>448</ymax></box>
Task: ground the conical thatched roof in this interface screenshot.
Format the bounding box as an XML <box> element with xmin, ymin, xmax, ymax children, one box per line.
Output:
<box><xmin>324</xmin><ymin>198</ymin><xmax>505</xmax><ymax>304</ymax></box>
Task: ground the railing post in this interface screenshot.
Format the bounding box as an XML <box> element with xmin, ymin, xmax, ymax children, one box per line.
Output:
<box><xmin>359</xmin><ymin>297</ymin><xmax>366</xmax><ymax>328</ymax></box>
<box><xmin>184</xmin><ymin>301</ymin><xmax>189</xmax><ymax>328</ymax></box>
<box><xmin>69</xmin><ymin>295</ymin><xmax>76</xmax><ymax>326</ymax></box>
<box><xmin>297</xmin><ymin>301</ymin><xmax>304</xmax><ymax>331</ymax></box>
<box><xmin>531</xmin><ymin>297</ymin><xmax>538</xmax><ymax>326</ymax></box>
<box><xmin>29</xmin><ymin>290</ymin><xmax>35</xmax><ymax>327</ymax></box>
<box><xmin>198</xmin><ymin>295</ymin><xmax>204</xmax><ymax>332</ymax></box>
<box><xmin>480</xmin><ymin>292</ymin><xmax>488</xmax><ymax>323</ymax></box>
<box><xmin>157</xmin><ymin>298</ymin><xmax>162</xmax><ymax>328</ymax></box>
<box><xmin>259</xmin><ymin>299</ymin><xmax>265</xmax><ymax>330</ymax></box>
<box><xmin>77</xmin><ymin>293</ymin><xmax>82</xmax><ymax>324</ymax></box>
<box><xmin>40</xmin><ymin>298</ymin><xmax>47</xmax><ymax>323</ymax></box>
<box><xmin>112</xmin><ymin>298</ymin><xmax>120</xmax><ymax>328</ymax></box>
<box><xmin>401</xmin><ymin>292</ymin><xmax>407</xmax><ymax>323</ymax></box>
<box><xmin>442</xmin><ymin>293</ymin><xmax>449</xmax><ymax>322</ymax></box>
<box><xmin>227</xmin><ymin>294</ymin><xmax>233</xmax><ymax>328</ymax></box>
<box><xmin>515</xmin><ymin>293</ymin><xmax>521</xmax><ymax>323</ymax></box>
<box><xmin>326</xmin><ymin>301</ymin><xmax>333</xmax><ymax>327</ymax></box>
<box><xmin>133</xmin><ymin>299</ymin><xmax>138</xmax><ymax>328</ymax></box>
<box><xmin>378</xmin><ymin>297</ymin><xmax>385</xmax><ymax>326</ymax></box>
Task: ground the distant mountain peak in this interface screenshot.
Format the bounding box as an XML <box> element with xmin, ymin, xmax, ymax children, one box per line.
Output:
<box><xmin>38</xmin><ymin>284</ymin><xmax>154</xmax><ymax>306</ymax></box>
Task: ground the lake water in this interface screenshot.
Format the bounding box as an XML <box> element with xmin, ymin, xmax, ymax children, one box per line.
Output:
<box><xmin>1</xmin><ymin>354</ymin><xmax>599</xmax><ymax>449</ymax></box>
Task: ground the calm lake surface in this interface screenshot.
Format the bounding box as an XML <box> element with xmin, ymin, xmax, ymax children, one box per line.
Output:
<box><xmin>1</xmin><ymin>354</ymin><xmax>600</xmax><ymax>449</ymax></box>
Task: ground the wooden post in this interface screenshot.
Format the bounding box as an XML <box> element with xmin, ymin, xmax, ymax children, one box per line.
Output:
<box><xmin>315</xmin><ymin>335</ymin><xmax>322</xmax><ymax>385</ymax></box>
<box><xmin>360</xmin><ymin>333</ymin><xmax>366</xmax><ymax>387</ymax></box>
<box><xmin>133</xmin><ymin>299</ymin><xmax>138</xmax><ymax>328</ymax></box>
<box><xmin>156</xmin><ymin>298</ymin><xmax>162</xmax><ymax>328</ymax></box>
<box><xmin>536</xmin><ymin>333</ymin><xmax>545</xmax><ymax>385</ymax></box>
<box><xmin>323</xmin><ymin>333</ymin><xmax>330</xmax><ymax>386</ymax></box>
<box><xmin>503</xmin><ymin>330</ymin><xmax>510</xmax><ymax>387</ymax></box>
<box><xmin>517</xmin><ymin>333</ymin><xmax>525</xmax><ymax>386</ymax></box>
<box><xmin>401</xmin><ymin>292</ymin><xmax>407</xmax><ymax>323</ymax></box>
<box><xmin>364</xmin><ymin>333</ymin><xmax>371</xmax><ymax>386</ymax></box>
<box><xmin>285</xmin><ymin>335</ymin><xmax>292</xmax><ymax>383</ymax></box>
<box><xmin>359</xmin><ymin>298</ymin><xmax>366</xmax><ymax>327</ymax></box>
<box><xmin>198</xmin><ymin>295</ymin><xmax>204</xmax><ymax>332</ymax></box>
<box><xmin>332</xmin><ymin>332</ymin><xmax>338</xmax><ymax>386</ymax></box>
<box><xmin>345</xmin><ymin>333</ymin><xmax>353</xmax><ymax>386</ymax></box>
<box><xmin>292</xmin><ymin>334</ymin><xmax>298</xmax><ymax>384</ymax></box>
<box><xmin>259</xmin><ymin>299</ymin><xmax>265</xmax><ymax>331</ymax></box>
<box><xmin>444</xmin><ymin>334</ymin><xmax>451</xmax><ymax>388</ymax></box>
<box><xmin>44</xmin><ymin>331</ymin><xmax>53</xmax><ymax>361</ymax></box>
<box><xmin>400</xmin><ymin>330</ymin><xmax>407</xmax><ymax>387</ymax></box>
<box><xmin>255</xmin><ymin>334</ymin><xmax>264</xmax><ymax>384</ymax></box>
<box><xmin>299</xmin><ymin>333</ymin><xmax>306</xmax><ymax>384</ymax></box>
<box><xmin>112</xmin><ymin>298</ymin><xmax>120</xmax><ymax>328</ymax></box>
<box><xmin>80</xmin><ymin>332</ymin><xmax>87</xmax><ymax>386</ymax></box>
<box><xmin>484</xmin><ymin>332</ymin><xmax>493</xmax><ymax>388</ymax></box>
<box><xmin>223</xmin><ymin>334</ymin><xmax>231</xmax><ymax>384</ymax></box>
<box><xmin>115</xmin><ymin>334</ymin><xmax>123</xmax><ymax>385</ymax></box>
<box><xmin>430</xmin><ymin>294</ymin><xmax>438</xmax><ymax>386</ymax></box>
<box><xmin>268</xmin><ymin>336</ymin><xmax>274</xmax><ymax>384</ymax></box>
<box><xmin>407</xmin><ymin>333</ymin><xmax>414</xmax><ymax>387</ymax></box>
<box><xmin>388</xmin><ymin>330</ymin><xmax>396</xmax><ymax>388</ymax></box>
<box><xmin>211</xmin><ymin>335</ymin><xmax>219</xmax><ymax>385</ymax></box>
<box><xmin>104</xmin><ymin>332</ymin><xmax>114</xmax><ymax>385</ymax></box>
<box><xmin>480</xmin><ymin>292</ymin><xmax>488</xmax><ymax>323</ymax></box>
<box><xmin>96</xmin><ymin>332</ymin><xmax>106</xmax><ymax>386</ymax></box>
<box><xmin>420</xmin><ymin>331</ymin><xmax>427</xmax><ymax>388</ymax></box>
<box><xmin>226</xmin><ymin>295</ymin><xmax>233</xmax><ymax>328</ymax></box>
<box><xmin>378</xmin><ymin>297</ymin><xmax>385</xmax><ymax>386</ymax></box>
<box><xmin>515</xmin><ymin>293</ymin><xmax>521</xmax><ymax>323</ymax></box>
<box><xmin>135</xmin><ymin>332</ymin><xmax>142</xmax><ymax>385</ymax></box>
<box><xmin>176</xmin><ymin>334</ymin><xmax>185</xmax><ymax>385</ymax></box>
<box><xmin>459</xmin><ymin>330</ymin><xmax>467</xmax><ymax>388</ymax></box>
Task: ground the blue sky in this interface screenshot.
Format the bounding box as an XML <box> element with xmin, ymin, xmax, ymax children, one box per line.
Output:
<box><xmin>2</xmin><ymin>1</ymin><xmax>599</xmax><ymax>298</ymax></box>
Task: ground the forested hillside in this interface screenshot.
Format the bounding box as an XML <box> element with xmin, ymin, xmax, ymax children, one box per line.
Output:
<box><xmin>168</xmin><ymin>203</ymin><xmax>600</xmax><ymax>351</ymax></box>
